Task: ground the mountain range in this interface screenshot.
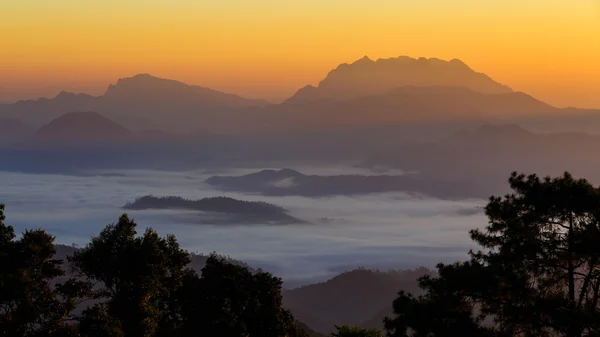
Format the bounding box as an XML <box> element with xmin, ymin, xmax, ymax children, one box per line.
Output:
<box><xmin>0</xmin><ymin>73</ymin><xmax>267</xmax><ymax>132</ymax></box>
<box><xmin>2</xmin><ymin>56</ymin><xmax>599</xmax><ymax>137</ymax></box>
<box><xmin>2</xmin><ymin>55</ymin><xmax>600</xmax><ymax>175</ymax></box>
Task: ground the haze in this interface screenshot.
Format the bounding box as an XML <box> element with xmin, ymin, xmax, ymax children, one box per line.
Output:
<box><xmin>1</xmin><ymin>0</ymin><xmax>599</xmax><ymax>107</ymax></box>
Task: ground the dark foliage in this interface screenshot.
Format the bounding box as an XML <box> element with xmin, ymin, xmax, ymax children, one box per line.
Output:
<box><xmin>0</xmin><ymin>204</ymin><xmax>91</xmax><ymax>337</ymax></box>
<box><xmin>386</xmin><ymin>172</ymin><xmax>600</xmax><ymax>337</ymax></box>
<box><xmin>0</xmin><ymin>208</ymin><xmax>295</xmax><ymax>337</ymax></box>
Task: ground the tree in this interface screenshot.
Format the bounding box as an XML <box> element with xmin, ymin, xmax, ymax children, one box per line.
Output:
<box><xmin>69</xmin><ymin>213</ymin><xmax>295</xmax><ymax>337</ymax></box>
<box><xmin>386</xmin><ymin>172</ymin><xmax>600</xmax><ymax>337</ymax></box>
<box><xmin>0</xmin><ymin>204</ymin><xmax>298</xmax><ymax>337</ymax></box>
<box><xmin>176</xmin><ymin>253</ymin><xmax>294</xmax><ymax>336</ymax></box>
<box><xmin>330</xmin><ymin>325</ymin><xmax>382</xmax><ymax>337</ymax></box>
<box><xmin>0</xmin><ymin>204</ymin><xmax>90</xmax><ymax>337</ymax></box>
<box><xmin>69</xmin><ymin>214</ymin><xmax>191</xmax><ymax>337</ymax></box>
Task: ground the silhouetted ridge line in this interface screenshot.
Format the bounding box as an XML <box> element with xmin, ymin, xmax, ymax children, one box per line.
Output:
<box><xmin>285</xmin><ymin>55</ymin><xmax>512</xmax><ymax>104</ymax></box>
<box><xmin>205</xmin><ymin>168</ymin><xmax>491</xmax><ymax>199</ymax></box>
<box><xmin>123</xmin><ymin>195</ymin><xmax>305</xmax><ymax>224</ymax></box>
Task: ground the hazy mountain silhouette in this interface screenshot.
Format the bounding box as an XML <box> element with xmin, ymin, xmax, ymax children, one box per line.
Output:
<box><xmin>0</xmin><ymin>92</ymin><xmax>99</xmax><ymax>126</ymax></box>
<box><xmin>18</xmin><ymin>111</ymin><xmax>189</xmax><ymax>150</ymax></box>
<box><xmin>0</xmin><ymin>74</ymin><xmax>268</xmax><ymax>132</ymax></box>
<box><xmin>2</xmin><ymin>57</ymin><xmax>600</xmax><ymax>139</ymax></box>
<box><xmin>285</xmin><ymin>56</ymin><xmax>512</xmax><ymax>104</ymax></box>
<box><xmin>205</xmin><ymin>168</ymin><xmax>492</xmax><ymax>199</ymax></box>
<box><xmin>274</xmin><ymin>86</ymin><xmax>555</xmax><ymax>130</ymax></box>
<box><xmin>104</xmin><ymin>74</ymin><xmax>267</xmax><ymax>108</ymax></box>
<box><xmin>23</xmin><ymin>111</ymin><xmax>133</xmax><ymax>148</ymax></box>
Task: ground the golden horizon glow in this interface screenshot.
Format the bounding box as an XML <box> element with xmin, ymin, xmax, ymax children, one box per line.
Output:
<box><xmin>1</xmin><ymin>0</ymin><xmax>599</xmax><ymax>107</ymax></box>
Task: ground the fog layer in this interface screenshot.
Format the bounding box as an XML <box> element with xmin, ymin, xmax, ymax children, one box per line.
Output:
<box><xmin>0</xmin><ymin>168</ymin><xmax>485</xmax><ymax>285</ymax></box>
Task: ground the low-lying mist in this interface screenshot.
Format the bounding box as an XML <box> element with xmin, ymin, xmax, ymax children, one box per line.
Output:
<box><xmin>0</xmin><ymin>167</ymin><xmax>486</xmax><ymax>285</ymax></box>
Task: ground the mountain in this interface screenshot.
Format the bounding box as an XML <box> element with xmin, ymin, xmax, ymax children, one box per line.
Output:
<box><xmin>275</xmin><ymin>86</ymin><xmax>555</xmax><ymax>130</ymax></box>
<box><xmin>285</xmin><ymin>56</ymin><xmax>512</xmax><ymax>104</ymax></box>
<box><xmin>0</xmin><ymin>74</ymin><xmax>269</xmax><ymax>132</ymax></box>
<box><xmin>2</xmin><ymin>59</ymin><xmax>600</xmax><ymax>142</ymax></box>
<box><xmin>284</xmin><ymin>268</ymin><xmax>432</xmax><ymax>334</ymax></box>
<box><xmin>0</xmin><ymin>92</ymin><xmax>99</xmax><ymax>127</ymax></box>
<box><xmin>205</xmin><ymin>168</ymin><xmax>493</xmax><ymax>199</ymax></box>
<box><xmin>104</xmin><ymin>74</ymin><xmax>266</xmax><ymax>108</ymax></box>
<box><xmin>23</xmin><ymin>111</ymin><xmax>133</xmax><ymax>148</ymax></box>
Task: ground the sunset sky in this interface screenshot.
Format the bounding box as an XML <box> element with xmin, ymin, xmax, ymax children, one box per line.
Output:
<box><xmin>1</xmin><ymin>0</ymin><xmax>599</xmax><ymax>107</ymax></box>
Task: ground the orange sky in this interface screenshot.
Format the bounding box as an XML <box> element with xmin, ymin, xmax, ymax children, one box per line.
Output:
<box><xmin>1</xmin><ymin>0</ymin><xmax>599</xmax><ymax>107</ymax></box>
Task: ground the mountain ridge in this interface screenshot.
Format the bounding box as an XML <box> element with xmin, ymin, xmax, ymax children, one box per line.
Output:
<box><xmin>1</xmin><ymin>57</ymin><xmax>599</xmax><ymax>136</ymax></box>
<box><xmin>0</xmin><ymin>74</ymin><xmax>269</xmax><ymax>132</ymax></box>
<box><xmin>285</xmin><ymin>56</ymin><xmax>513</xmax><ymax>104</ymax></box>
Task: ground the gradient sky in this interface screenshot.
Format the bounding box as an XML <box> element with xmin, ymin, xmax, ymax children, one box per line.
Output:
<box><xmin>1</xmin><ymin>0</ymin><xmax>599</xmax><ymax>107</ymax></box>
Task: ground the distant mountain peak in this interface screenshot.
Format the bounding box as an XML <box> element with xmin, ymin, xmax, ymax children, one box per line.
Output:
<box><xmin>285</xmin><ymin>55</ymin><xmax>512</xmax><ymax>104</ymax></box>
<box><xmin>114</xmin><ymin>73</ymin><xmax>177</xmax><ymax>85</ymax></box>
<box><xmin>352</xmin><ymin>55</ymin><xmax>375</xmax><ymax>65</ymax></box>
<box><xmin>130</xmin><ymin>73</ymin><xmax>155</xmax><ymax>79</ymax></box>
<box><xmin>55</xmin><ymin>90</ymin><xmax>72</xmax><ymax>98</ymax></box>
<box><xmin>54</xmin><ymin>91</ymin><xmax>94</xmax><ymax>100</ymax></box>
<box><xmin>24</xmin><ymin>111</ymin><xmax>131</xmax><ymax>148</ymax></box>
<box><xmin>99</xmin><ymin>73</ymin><xmax>269</xmax><ymax>115</ymax></box>
<box><xmin>105</xmin><ymin>73</ymin><xmax>185</xmax><ymax>94</ymax></box>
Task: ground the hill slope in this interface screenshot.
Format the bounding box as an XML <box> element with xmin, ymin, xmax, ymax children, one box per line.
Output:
<box><xmin>284</xmin><ymin>268</ymin><xmax>432</xmax><ymax>334</ymax></box>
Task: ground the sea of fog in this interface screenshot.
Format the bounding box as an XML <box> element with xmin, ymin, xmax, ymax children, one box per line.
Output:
<box><xmin>0</xmin><ymin>166</ymin><xmax>488</xmax><ymax>286</ymax></box>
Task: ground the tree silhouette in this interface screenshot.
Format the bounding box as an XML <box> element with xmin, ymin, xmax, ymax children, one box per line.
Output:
<box><xmin>385</xmin><ymin>172</ymin><xmax>600</xmax><ymax>337</ymax></box>
<box><xmin>0</xmin><ymin>204</ymin><xmax>90</xmax><ymax>337</ymax></box>
<box><xmin>0</xmin><ymin>208</ymin><xmax>296</xmax><ymax>336</ymax></box>
<box><xmin>68</xmin><ymin>214</ymin><xmax>294</xmax><ymax>337</ymax></box>
<box><xmin>174</xmin><ymin>253</ymin><xmax>294</xmax><ymax>336</ymax></box>
<box><xmin>69</xmin><ymin>214</ymin><xmax>192</xmax><ymax>337</ymax></box>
